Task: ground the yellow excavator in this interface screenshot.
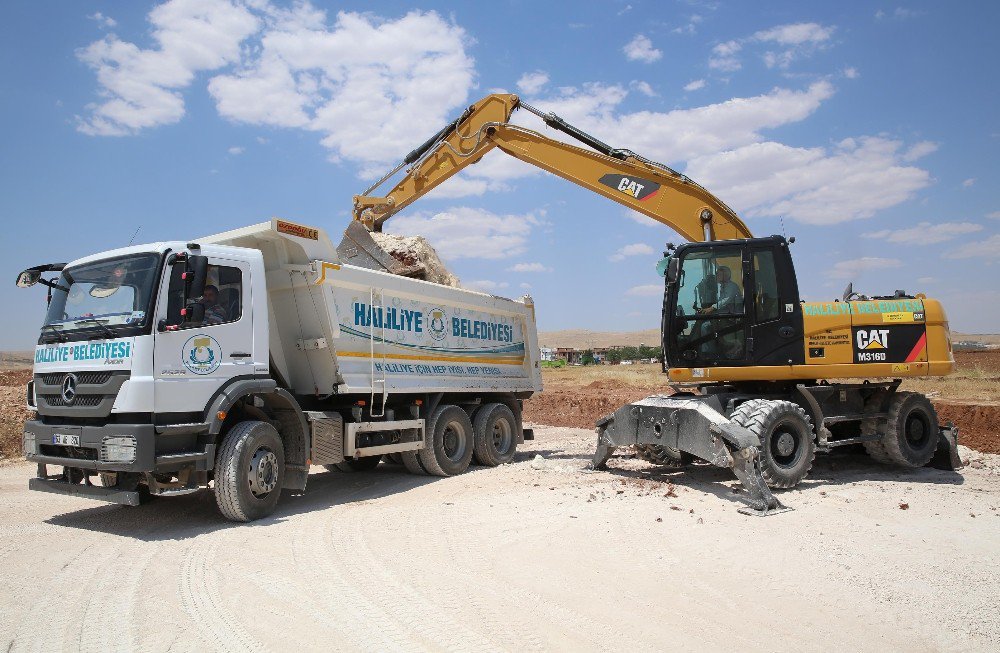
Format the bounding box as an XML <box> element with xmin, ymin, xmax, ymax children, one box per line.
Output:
<box><xmin>338</xmin><ymin>93</ymin><xmax>961</xmax><ymax>514</ymax></box>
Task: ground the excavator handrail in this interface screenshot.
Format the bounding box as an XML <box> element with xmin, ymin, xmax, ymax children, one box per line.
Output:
<box><xmin>353</xmin><ymin>93</ymin><xmax>753</xmax><ymax>243</ymax></box>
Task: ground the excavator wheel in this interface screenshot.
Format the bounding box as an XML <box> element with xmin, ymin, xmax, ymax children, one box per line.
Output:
<box><xmin>634</xmin><ymin>444</ymin><xmax>691</xmax><ymax>468</ymax></box>
<box><xmin>862</xmin><ymin>391</ymin><xmax>939</xmax><ymax>468</ymax></box>
<box><xmin>730</xmin><ymin>399</ymin><xmax>815</xmax><ymax>489</ymax></box>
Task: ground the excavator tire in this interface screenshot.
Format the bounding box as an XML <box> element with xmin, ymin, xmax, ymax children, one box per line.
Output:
<box><xmin>862</xmin><ymin>392</ymin><xmax>938</xmax><ymax>468</ymax></box>
<box><xmin>730</xmin><ymin>399</ymin><xmax>815</xmax><ymax>489</ymax></box>
<box><xmin>634</xmin><ymin>444</ymin><xmax>691</xmax><ymax>468</ymax></box>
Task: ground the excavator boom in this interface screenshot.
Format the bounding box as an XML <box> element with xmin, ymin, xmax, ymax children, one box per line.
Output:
<box><xmin>352</xmin><ymin>93</ymin><xmax>752</xmax><ymax>243</ymax></box>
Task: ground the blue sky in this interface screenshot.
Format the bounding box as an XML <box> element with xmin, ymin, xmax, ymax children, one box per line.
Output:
<box><xmin>1</xmin><ymin>0</ymin><xmax>998</xmax><ymax>349</ymax></box>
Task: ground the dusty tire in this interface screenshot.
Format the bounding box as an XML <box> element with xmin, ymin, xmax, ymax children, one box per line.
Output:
<box><xmin>472</xmin><ymin>403</ymin><xmax>518</xmax><ymax>467</ymax></box>
<box><xmin>418</xmin><ymin>404</ymin><xmax>475</xmax><ymax>477</ymax></box>
<box><xmin>863</xmin><ymin>392</ymin><xmax>938</xmax><ymax>468</ymax></box>
<box><xmin>214</xmin><ymin>421</ymin><xmax>284</xmax><ymax>522</ymax></box>
<box><xmin>730</xmin><ymin>399</ymin><xmax>815</xmax><ymax>489</ymax></box>
<box><xmin>635</xmin><ymin>444</ymin><xmax>691</xmax><ymax>468</ymax></box>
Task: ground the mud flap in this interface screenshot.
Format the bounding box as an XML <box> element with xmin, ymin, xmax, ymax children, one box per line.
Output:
<box><xmin>929</xmin><ymin>424</ymin><xmax>962</xmax><ymax>471</ymax></box>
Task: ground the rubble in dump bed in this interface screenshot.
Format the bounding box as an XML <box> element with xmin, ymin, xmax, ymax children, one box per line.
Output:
<box><xmin>371</xmin><ymin>232</ymin><xmax>461</xmax><ymax>288</ymax></box>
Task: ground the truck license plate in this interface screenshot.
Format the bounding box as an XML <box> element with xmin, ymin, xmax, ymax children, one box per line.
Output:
<box><xmin>53</xmin><ymin>434</ymin><xmax>80</xmax><ymax>447</ymax></box>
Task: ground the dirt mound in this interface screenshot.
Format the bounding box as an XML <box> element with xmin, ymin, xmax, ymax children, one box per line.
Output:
<box><xmin>372</xmin><ymin>232</ymin><xmax>460</xmax><ymax>288</ymax></box>
<box><xmin>935</xmin><ymin>402</ymin><xmax>1000</xmax><ymax>454</ymax></box>
<box><xmin>0</xmin><ymin>376</ymin><xmax>31</xmax><ymax>459</ymax></box>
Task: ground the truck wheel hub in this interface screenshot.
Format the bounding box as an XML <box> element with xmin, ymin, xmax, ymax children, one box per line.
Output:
<box><xmin>249</xmin><ymin>449</ymin><xmax>278</xmax><ymax>496</ymax></box>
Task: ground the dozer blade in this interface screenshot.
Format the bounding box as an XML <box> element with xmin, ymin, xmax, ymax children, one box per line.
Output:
<box><xmin>336</xmin><ymin>220</ymin><xmax>425</xmax><ymax>278</ymax></box>
<box><xmin>591</xmin><ymin>395</ymin><xmax>788</xmax><ymax>515</ymax></box>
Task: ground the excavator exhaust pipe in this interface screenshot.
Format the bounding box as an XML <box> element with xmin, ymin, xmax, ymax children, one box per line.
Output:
<box><xmin>590</xmin><ymin>395</ymin><xmax>788</xmax><ymax>516</ymax></box>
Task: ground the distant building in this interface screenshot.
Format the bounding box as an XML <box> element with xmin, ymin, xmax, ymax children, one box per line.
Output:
<box><xmin>540</xmin><ymin>346</ymin><xmax>556</xmax><ymax>361</ymax></box>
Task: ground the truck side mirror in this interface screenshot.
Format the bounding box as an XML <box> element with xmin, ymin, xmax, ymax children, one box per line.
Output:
<box><xmin>15</xmin><ymin>269</ymin><xmax>41</xmax><ymax>288</ymax></box>
<box><xmin>181</xmin><ymin>254</ymin><xmax>209</xmax><ymax>324</ymax></box>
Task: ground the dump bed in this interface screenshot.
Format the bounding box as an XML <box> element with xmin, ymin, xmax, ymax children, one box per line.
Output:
<box><xmin>201</xmin><ymin>219</ymin><xmax>542</xmax><ymax>398</ymax></box>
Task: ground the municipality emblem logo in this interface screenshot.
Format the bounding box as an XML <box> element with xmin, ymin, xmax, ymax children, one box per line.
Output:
<box><xmin>428</xmin><ymin>308</ymin><xmax>447</xmax><ymax>341</ymax></box>
<box><xmin>183</xmin><ymin>334</ymin><xmax>222</xmax><ymax>375</ymax></box>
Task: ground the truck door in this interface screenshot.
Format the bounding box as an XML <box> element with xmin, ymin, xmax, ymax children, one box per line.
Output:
<box><xmin>153</xmin><ymin>257</ymin><xmax>254</xmax><ymax>414</ymax></box>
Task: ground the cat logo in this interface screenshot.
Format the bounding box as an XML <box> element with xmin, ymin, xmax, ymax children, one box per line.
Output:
<box><xmin>856</xmin><ymin>329</ymin><xmax>889</xmax><ymax>350</ymax></box>
<box><xmin>597</xmin><ymin>173</ymin><xmax>661</xmax><ymax>201</ymax></box>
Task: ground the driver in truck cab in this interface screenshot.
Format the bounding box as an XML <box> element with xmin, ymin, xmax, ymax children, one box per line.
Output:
<box><xmin>200</xmin><ymin>285</ymin><xmax>228</xmax><ymax>325</ymax></box>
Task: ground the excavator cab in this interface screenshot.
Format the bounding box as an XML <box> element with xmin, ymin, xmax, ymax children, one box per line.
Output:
<box><xmin>662</xmin><ymin>236</ymin><xmax>805</xmax><ymax>371</ymax></box>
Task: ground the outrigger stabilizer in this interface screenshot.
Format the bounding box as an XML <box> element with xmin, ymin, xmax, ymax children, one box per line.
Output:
<box><xmin>590</xmin><ymin>394</ymin><xmax>787</xmax><ymax>516</ymax></box>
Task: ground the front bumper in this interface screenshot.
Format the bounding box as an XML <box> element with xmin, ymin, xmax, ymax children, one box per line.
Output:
<box><xmin>23</xmin><ymin>419</ymin><xmax>214</xmax><ymax>473</ymax></box>
<box><xmin>28</xmin><ymin>476</ymin><xmax>141</xmax><ymax>506</ymax></box>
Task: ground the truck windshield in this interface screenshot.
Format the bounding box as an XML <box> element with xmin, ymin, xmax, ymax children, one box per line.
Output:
<box><xmin>43</xmin><ymin>254</ymin><xmax>160</xmax><ymax>335</ymax></box>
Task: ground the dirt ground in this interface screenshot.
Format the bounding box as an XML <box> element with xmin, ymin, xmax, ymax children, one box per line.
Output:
<box><xmin>0</xmin><ymin>427</ymin><xmax>998</xmax><ymax>651</ymax></box>
<box><xmin>524</xmin><ymin>350</ymin><xmax>1000</xmax><ymax>454</ymax></box>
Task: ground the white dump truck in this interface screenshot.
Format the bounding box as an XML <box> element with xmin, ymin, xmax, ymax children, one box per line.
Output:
<box><xmin>17</xmin><ymin>219</ymin><xmax>541</xmax><ymax>521</ymax></box>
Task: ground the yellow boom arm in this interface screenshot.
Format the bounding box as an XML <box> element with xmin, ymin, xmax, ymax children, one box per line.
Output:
<box><xmin>353</xmin><ymin>94</ymin><xmax>752</xmax><ymax>243</ymax></box>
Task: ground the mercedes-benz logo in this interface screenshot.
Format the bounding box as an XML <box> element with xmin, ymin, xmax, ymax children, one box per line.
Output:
<box><xmin>61</xmin><ymin>373</ymin><xmax>78</xmax><ymax>405</ymax></box>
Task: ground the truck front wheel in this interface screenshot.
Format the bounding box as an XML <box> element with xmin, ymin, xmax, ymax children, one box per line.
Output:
<box><xmin>214</xmin><ymin>421</ymin><xmax>285</xmax><ymax>522</ymax></box>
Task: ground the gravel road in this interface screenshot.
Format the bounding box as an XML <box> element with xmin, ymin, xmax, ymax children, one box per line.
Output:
<box><xmin>1</xmin><ymin>425</ymin><xmax>998</xmax><ymax>652</ymax></box>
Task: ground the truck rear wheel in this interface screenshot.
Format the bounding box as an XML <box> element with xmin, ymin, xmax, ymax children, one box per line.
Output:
<box><xmin>214</xmin><ymin>421</ymin><xmax>284</xmax><ymax>522</ymax></box>
<box><xmin>730</xmin><ymin>399</ymin><xmax>815</xmax><ymax>489</ymax></box>
<box><xmin>472</xmin><ymin>403</ymin><xmax>518</xmax><ymax>466</ymax></box>
<box><xmin>418</xmin><ymin>404</ymin><xmax>475</xmax><ymax>477</ymax></box>
<box><xmin>862</xmin><ymin>392</ymin><xmax>939</xmax><ymax>468</ymax></box>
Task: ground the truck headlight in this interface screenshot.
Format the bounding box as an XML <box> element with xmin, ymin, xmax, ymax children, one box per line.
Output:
<box><xmin>22</xmin><ymin>431</ymin><xmax>36</xmax><ymax>456</ymax></box>
<box><xmin>100</xmin><ymin>436</ymin><xmax>136</xmax><ymax>463</ymax></box>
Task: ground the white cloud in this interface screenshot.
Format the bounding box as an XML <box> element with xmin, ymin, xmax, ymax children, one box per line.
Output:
<box><xmin>686</xmin><ymin>136</ymin><xmax>931</xmax><ymax>224</ymax></box>
<box><xmin>88</xmin><ymin>12</ymin><xmax>117</xmax><ymax>28</ymax></box>
<box><xmin>709</xmin><ymin>40</ymin><xmax>742</xmax><ymax>71</ymax></box>
<box><xmin>753</xmin><ymin>22</ymin><xmax>834</xmax><ymax>46</ymax></box>
<box><xmin>630</xmin><ymin>80</ymin><xmax>658</xmax><ymax>97</ymax></box>
<box><xmin>626</xmin><ymin>284</ymin><xmax>663</xmax><ymax>297</ymax></box>
<box><xmin>208</xmin><ymin>8</ymin><xmax>474</xmax><ymax>168</ymax></box>
<box><xmin>388</xmin><ymin>207</ymin><xmax>544</xmax><ymax>261</ymax></box>
<box><xmin>519</xmin><ymin>282</ymin><xmax>532</xmax><ymax>289</ymax></box>
<box><xmin>902</xmin><ymin>140</ymin><xmax>938</xmax><ymax>162</ymax></box>
<box><xmin>672</xmin><ymin>14</ymin><xmax>703</xmax><ymax>35</ymax></box>
<box><xmin>77</xmin><ymin>0</ymin><xmax>261</xmax><ymax>136</ymax></box>
<box><xmin>255</xmin><ymin>136</ymin><xmax>268</xmax><ymax>144</ymax></box>
<box><xmin>622</xmin><ymin>208</ymin><xmax>660</xmax><ymax>228</ymax></box>
<box><xmin>609</xmin><ymin>243</ymin><xmax>655</xmax><ymax>262</ymax></box>
<box><xmin>878</xmin><ymin>7</ymin><xmax>925</xmax><ymax>20</ymax></box>
<box><xmin>962</xmin><ymin>178</ymin><xmax>976</xmax><ymax>188</ymax></box>
<box><xmin>942</xmin><ymin>234</ymin><xmax>1000</xmax><ymax>260</ymax></box>
<box><xmin>683</xmin><ymin>79</ymin><xmax>706</xmax><ymax>92</ymax></box>
<box><xmin>464</xmin><ymin>280</ymin><xmax>510</xmax><ymax>293</ymax></box>
<box><xmin>864</xmin><ymin>222</ymin><xmax>982</xmax><ymax>245</ymax></box>
<box><xmin>842</xmin><ymin>67</ymin><xmax>860</xmax><ymax>79</ymax></box>
<box><xmin>507</xmin><ymin>262</ymin><xmax>552</xmax><ymax>273</ymax></box>
<box><xmin>227</xmin><ymin>146</ymin><xmax>244</xmax><ymax>155</ymax></box>
<box><xmin>623</xmin><ymin>35</ymin><xmax>662</xmax><ymax>63</ymax></box>
<box><xmin>988</xmin><ymin>211</ymin><xmax>1000</xmax><ymax>220</ymax></box>
<box><xmin>517</xmin><ymin>71</ymin><xmax>550</xmax><ymax>95</ymax></box>
<box><xmin>828</xmin><ymin>257</ymin><xmax>903</xmax><ymax>279</ymax></box>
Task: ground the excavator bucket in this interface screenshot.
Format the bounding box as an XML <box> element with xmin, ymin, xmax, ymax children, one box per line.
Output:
<box><xmin>590</xmin><ymin>395</ymin><xmax>788</xmax><ymax>515</ymax></box>
<box><xmin>336</xmin><ymin>220</ymin><xmax>426</xmax><ymax>277</ymax></box>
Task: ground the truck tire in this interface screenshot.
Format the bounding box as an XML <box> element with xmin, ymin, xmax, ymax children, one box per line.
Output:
<box><xmin>862</xmin><ymin>392</ymin><xmax>938</xmax><ymax>468</ymax></box>
<box><xmin>472</xmin><ymin>403</ymin><xmax>518</xmax><ymax>466</ymax></box>
<box><xmin>730</xmin><ymin>399</ymin><xmax>815</xmax><ymax>489</ymax></box>
<box><xmin>214</xmin><ymin>420</ymin><xmax>284</xmax><ymax>522</ymax></box>
<box><xmin>635</xmin><ymin>444</ymin><xmax>691</xmax><ymax>468</ymax></box>
<box><xmin>418</xmin><ymin>404</ymin><xmax>475</xmax><ymax>477</ymax></box>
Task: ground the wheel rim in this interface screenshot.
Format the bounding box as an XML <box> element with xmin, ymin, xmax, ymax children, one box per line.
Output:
<box><xmin>904</xmin><ymin>411</ymin><xmax>931</xmax><ymax>449</ymax></box>
<box><xmin>442</xmin><ymin>421</ymin><xmax>468</xmax><ymax>462</ymax></box>
<box><xmin>770</xmin><ymin>421</ymin><xmax>802</xmax><ymax>468</ymax></box>
<box><xmin>248</xmin><ymin>447</ymin><xmax>278</xmax><ymax>497</ymax></box>
<box><xmin>491</xmin><ymin>418</ymin><xmax>513</xmax><ymax>455</ymax></box>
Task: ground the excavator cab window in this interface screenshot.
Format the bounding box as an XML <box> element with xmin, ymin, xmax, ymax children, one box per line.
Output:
<box><xmin>670</xmin><ymin>247</ymin><xmax>747</xmax><ymax>362</ymax></box>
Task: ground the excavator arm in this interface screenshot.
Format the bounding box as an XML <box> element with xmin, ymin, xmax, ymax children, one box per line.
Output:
<box><xmin>352</xmin><ymin>93</ymin><xmax>753</xmax><ymax>243</ymax></box>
